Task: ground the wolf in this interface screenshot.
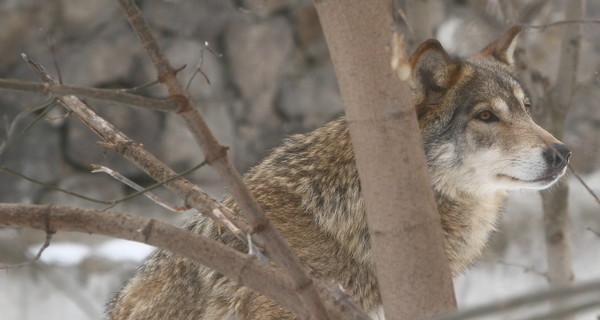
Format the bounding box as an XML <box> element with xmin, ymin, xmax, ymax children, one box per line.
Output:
<box><xmin>106</xmin><ymin>25</ymin><xmax>571</xmax><ymax>319</ymax></box>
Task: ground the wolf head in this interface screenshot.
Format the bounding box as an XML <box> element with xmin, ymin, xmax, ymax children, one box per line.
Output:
<box><xmin>409</xmin><ymin>26</ymin><xmax>571</xmax><ymax>196</ymax></box>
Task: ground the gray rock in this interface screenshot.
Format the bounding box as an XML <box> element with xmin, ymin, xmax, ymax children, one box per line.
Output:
<box><xmin>0</xmin><ymin>1</ymin><xmax>57</xmax><ymax>73</ymax></box>
<box><xmin>60</xmin><ymin>0</ymin><xmax>119</xmax><ymax>39</ymax></box>
<box><xmin>225</xmin><ymin>17</ymin><xmax>294</xmax><ymax>122</ymax></box>
<box><xmin>58</xmin><ymin>21</ymin><xmax>139</xmax><ymax>87</ymax></box>
<box><xmin>278</xmin><ymin>63</ymin><xmax>343</xmax><ymax>128</ymax></box>
<box><xmin>240</xmin><ymin>0</ymin><xmax>296</xmax><ymax>17</ymax></box>
<box><xmin>141</xmin><ymin>0</ymin><xmax>236</xmax><ymax>41</ymax></box>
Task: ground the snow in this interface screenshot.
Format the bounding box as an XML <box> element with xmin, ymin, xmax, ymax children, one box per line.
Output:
<box><xmin>27</xmin><ymin>239</ymin><xmax>154</xmax><ymax>267</ymax></box>
<box><xmin>95</xmin><ymin>239</ymin><xmax>155</xmax><ymax>262</ymax></box>
<box><xmin>28</xmin><ymin>242</ymin><xmax>91</xmax><ymax>267</ymax></box>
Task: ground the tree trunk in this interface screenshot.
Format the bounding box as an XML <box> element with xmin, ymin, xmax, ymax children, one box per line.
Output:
<box><xmin>314</xmin><ymin>1</ymin><xmax>457</xmax><ymax>319</ymax></box>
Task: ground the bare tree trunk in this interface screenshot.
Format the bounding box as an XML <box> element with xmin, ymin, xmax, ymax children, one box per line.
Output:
<box><xmin>314</xmin><ymin>1</ymin><xmax>457</xmax><ymax>319</ymax></box>
<box><xmin>534</xmin><ymin>0</ymin><xmax>586</xmax><ymax>317</ymax></box>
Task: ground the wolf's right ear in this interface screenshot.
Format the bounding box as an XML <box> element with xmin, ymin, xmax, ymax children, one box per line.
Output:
<box><xmin>478</xmin><ymin>25</ymin><xmax>522</xmax><ymax>66</ymax></box>
<box><xmin>409</xmin><ymin>40</ymin><xmax>463</xmax><ymax>106</ymax></box>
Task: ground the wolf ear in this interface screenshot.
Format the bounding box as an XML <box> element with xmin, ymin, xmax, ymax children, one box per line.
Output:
<box><xmin>409</xmin><ymin>39</ymin><xmax>463</xmax><ymax>103</ymax></box>
<box><xmin>478</xmin><ymin>25</ymin><xmax>522</xmax><ymax>66</ymax></box>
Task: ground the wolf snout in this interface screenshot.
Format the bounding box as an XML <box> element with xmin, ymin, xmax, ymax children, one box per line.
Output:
<box><xmin>543</xmin><ymin>143</ymin><xmax>571</xmax><ymax>173</ymax></box>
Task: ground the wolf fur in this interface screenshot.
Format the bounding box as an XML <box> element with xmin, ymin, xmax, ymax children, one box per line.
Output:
<box><xmin>106</xmin><ymin>26</ymin><xmax>570</xmax><ymax>319</ymax></box>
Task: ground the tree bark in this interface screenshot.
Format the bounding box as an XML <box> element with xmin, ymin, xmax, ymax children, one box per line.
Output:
<box><xmin>314</xmin><ymin>1</ymin><xmax>457</xmax><ymax>319</ymax></box>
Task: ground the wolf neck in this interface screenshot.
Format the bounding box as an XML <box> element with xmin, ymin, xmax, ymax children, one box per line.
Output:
<box><xmin>433</xmin><ymin>185</ymin><xmax>507</xmax><ymax>273</ymax></box>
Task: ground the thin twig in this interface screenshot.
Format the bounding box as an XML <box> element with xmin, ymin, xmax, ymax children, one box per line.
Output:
<box><xmin>569</xmin><ymin>165</ymin><xmax>600</xmax><ymax>206</ymax></box>
<box><xmin>1</xmin><ymin>223</ymin><xmax>54</xmax><ymax>270</ymax></box>
<box><xmin>118</xmin><ymin>65</ymin><xmax>187</xmax><ymax>93</ymax></box>
<box><xmin>47</xmin><ymin>36</ymin><xmax>63</xmax><ymax>84</ymax></box>
<box><xmin>0</xmin><ymin>78</ymin><xmax>179</xmax><ymax>111</ymax></box>
<box><xmin>185</xmin><ymin>41</ymin><xmax>212</xmax><ymax>91</ymax></box>
<box><xmin>92</xmin><ymin>164</ymin><xmax>189</xmax><ymax>212</ymax></box>
<box><xmin>0</xmin><ymin>98</ymin><xmax>56</xmax><ymax>159</ymax></box>
<box><xmin>586</xmin><ymin>228</ymin><xmax>600</xmax><ymax>238</ymax></box>
<box><xmin>0</xmin><ymin>165</ymin><xmax>114</xmax><ymax>204</ymax></box>
<box><xmin>498</xmin><ymin>259</ymin><xmax>550</xmax><ymax>282</ymax></box>
<box><xmin>91</xmin><ymin>161</ymin><xmax>206</xmax><ymax>211</ymax></box>
<box><xmin>528</xmin><ymin>19</ymin><xmax>600</xmax><ymax>31</ymax></box>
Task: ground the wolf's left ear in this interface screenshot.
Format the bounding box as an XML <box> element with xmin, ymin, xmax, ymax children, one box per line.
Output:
<box><xmin>478</xmin><ymin>25</ymin><xmax>522</xmax><ymax>66</ymax></box>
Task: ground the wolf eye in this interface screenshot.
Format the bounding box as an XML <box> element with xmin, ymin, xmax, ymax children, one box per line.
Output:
<box><xmin>524</xmin><ymin>101</ymin><xmax>532</xmax><ymax>113</ymax></box>
<box><xmin>476</xmin><ymin>110</ymin><xmax>499</xmax><ymax>123</ymax></box>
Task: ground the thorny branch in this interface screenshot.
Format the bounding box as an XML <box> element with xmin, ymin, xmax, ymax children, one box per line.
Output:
<box><xmin>21</xmin><ymin>53</ymin><xmax>252</xmax><ymax>243</ymax></box>
<box><xmin>115</xmin><ymin>0</ymin><xmax>334</xmax><ymax>318</ymax></box>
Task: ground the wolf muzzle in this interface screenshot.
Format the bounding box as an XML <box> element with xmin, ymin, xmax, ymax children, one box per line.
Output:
<box><xmin>543</xmin><ymin>143</ymin><xmax>571</xmax><ymax>176</ymax></box>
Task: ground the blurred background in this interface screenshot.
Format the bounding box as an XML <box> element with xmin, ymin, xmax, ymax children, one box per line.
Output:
<box><xmin>0</xmin><ymin>0</ymin><xmax>599</xmax><ymax>319</ymax></box>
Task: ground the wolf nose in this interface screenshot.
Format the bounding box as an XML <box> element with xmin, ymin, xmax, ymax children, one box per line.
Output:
<box><xmin>543</xmin><ymin>143</ymin><xmax>571</xmax><ymax>170</ymax></box>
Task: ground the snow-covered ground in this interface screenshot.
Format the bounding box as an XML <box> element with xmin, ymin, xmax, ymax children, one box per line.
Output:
<box><xmin>1</xmin><ymin>174</ymin><xmax>599</xmax><ymax>320</ymax></box>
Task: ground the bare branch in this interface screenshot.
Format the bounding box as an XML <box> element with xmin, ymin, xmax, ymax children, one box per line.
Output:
<box><xmin>0</xmin><ymin>203</ymin><xmax>368</xmax><ymax>319</ymax></box>
<box><xmin>21</xmin><ymin>53</ymin><xmax>252</xmax><ymax>240</ymax></box>
<box><xmin>0</xmin><ymin>203</ymin><xmax>307</xmax><ymax>318</ymax></box>
<box><xmin>91</xmin><ymin>164</ymin><xmax>191</xmax><ymax>212</ymax></box>
<box><xmin>569</xmin><ymin>165</ymin><xmax>600</xmax><ymax>206</ymax></box>
<box><xmin>0</xmin><ymin>78</ymin><xmax>179</xmax><ymax>111</ymax></box>
<box><xmin>115</xmin><ymin>1</ymin><xmax>332</xmax><ymax>318</ymax></box>
<box><xmin>185</xmin><ymin>41</ymin><xmax>214</xmax><ymax>90</ymax></box>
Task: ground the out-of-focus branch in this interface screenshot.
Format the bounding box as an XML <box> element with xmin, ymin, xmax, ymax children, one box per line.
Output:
<box><xmin>433</xmin><ymin>279</ymin><xmax>600</xmax><ymax>320</ymax></box>
<box><xmin>115</xmin><ymin>1</ymin><xmax>333</xmax><ymax>318</ymax></box>
<box><xmin>497</xmin><ymin>260</ymin><xmax>550</xmax><ymax>282</ymax></box>
<box><xmin>0</xmin><ymin>78</ymin><xmax>179</xmax><ymax>111</ymax></box>
<box><xmin>528</xmin><ymin>19</ymin><xmax>600</xmax><ymax>31</ymax></box>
